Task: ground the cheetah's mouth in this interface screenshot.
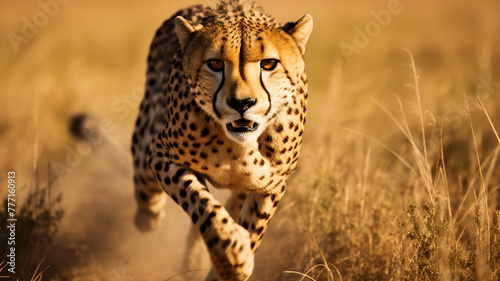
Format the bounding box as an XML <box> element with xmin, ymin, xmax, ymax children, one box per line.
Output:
<box><xmin>226</xmin><ymin>118</ymin><xmax>258</xmax><ymax>133</ymax></box>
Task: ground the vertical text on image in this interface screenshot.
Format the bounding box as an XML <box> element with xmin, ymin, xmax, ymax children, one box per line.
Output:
<box><xmin>6</xmin><ymin>171</ymin><xmax>17</xmax><ymax>274</ymax></box>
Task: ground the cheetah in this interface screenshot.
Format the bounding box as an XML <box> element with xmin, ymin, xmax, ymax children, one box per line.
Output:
<box><xmin>131</xmin><ymin>1</ymin><xmax>312</xmax><ymax>280</ymax></box>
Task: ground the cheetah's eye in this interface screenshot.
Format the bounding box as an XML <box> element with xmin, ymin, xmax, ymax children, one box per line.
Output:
<box><xmin>207</xmin><ymin>59</ymin><xmax>224</xmax><ymax>72</ymax></box>
<box><xmin>260</xmin><ymin>59</ymin><xmax>279</xmax><ymax>71</ymax></box>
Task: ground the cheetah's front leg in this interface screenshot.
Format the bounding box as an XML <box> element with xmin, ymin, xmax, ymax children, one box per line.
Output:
<box><xmin>183</xmin><ymin>191</ymin><xmax>248</xmax><ymax>274</ymax></box>
<box><xmin>238</xmin><ymin>188</ymin><xmax>285</xmax><ymax>253</ymax></box>
<box><xmin>204</xmin><ymin>188</ymin><xmax>285</xmax><ymax>281</ymax></box>
<box><xmin>148</xmin><ymin>142</ymin><xmax>254</xmax><ymax>281</ymax></box>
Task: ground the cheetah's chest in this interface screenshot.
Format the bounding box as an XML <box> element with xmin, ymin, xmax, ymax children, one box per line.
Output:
<box><xmin>164</xmin><ymin>124</ymin><xmax>286</xmax><ymax>192</ymax></box>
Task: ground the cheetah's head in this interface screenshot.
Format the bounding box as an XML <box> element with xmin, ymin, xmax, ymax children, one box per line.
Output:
<box><xmin>175</xmin><ymin>4</ymin><xmax>312</xmax><ymax>143</ymax></box>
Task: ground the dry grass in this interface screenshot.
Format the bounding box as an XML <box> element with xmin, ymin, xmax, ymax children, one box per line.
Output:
<box><xmin>1</xmin><ymin>0</ymin><xmax>500</xmax><ymax>280</ymax></box>
<box><xmin>280</xmin><ymin>1</ymin><xmax>500</xmax><ymax>278</ymax></box>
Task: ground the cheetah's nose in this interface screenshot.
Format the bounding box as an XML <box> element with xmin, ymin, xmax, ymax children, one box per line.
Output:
<box><xmin>227</xmin><ymin>97</ymin><xmax>256</xmax><ymax>114</ymax></box>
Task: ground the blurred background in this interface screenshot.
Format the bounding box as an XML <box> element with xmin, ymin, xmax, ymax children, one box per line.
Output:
<box><xmin>1</xmin><ymin>0</ymin><xmax>499</xmax><ymax>280</ymax></box>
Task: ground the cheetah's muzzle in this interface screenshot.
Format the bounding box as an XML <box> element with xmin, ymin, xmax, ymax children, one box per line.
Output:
<box><xmin>227</xmin><ymin>118</ymin><xmax>258</xmax><ymax>133</ymax></box>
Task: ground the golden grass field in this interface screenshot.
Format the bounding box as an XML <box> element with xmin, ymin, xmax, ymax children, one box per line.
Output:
<box><xmin>1</xmin><ymin>0</ymin><xmax>500</xmax><ymax>280</ymax></box>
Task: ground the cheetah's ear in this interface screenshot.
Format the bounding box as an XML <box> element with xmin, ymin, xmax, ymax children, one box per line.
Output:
<box><xmin>175</xmin><ymin>16</ymin><xmax>195</xmax><ymax>48</ymax></box>
<box><xmin>285</xmin><ymin>14</ymin><xmax>313</xmax><ymax>55</ymax></box>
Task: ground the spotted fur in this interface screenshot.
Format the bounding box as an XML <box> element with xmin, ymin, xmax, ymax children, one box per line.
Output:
<box><xmin>131</xmin><ymin>1</ymin><xmax>312</xmax><ymax>280</ymax></box>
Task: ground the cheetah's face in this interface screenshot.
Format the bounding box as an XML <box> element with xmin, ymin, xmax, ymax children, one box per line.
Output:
<box><xmin>176</xmin><ymin>14</ymin><xmax>312</xmax><ymax>143</ymax></box>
